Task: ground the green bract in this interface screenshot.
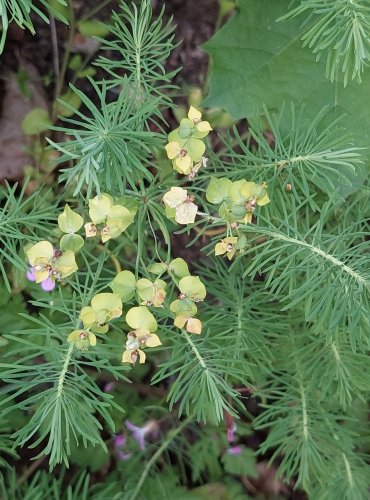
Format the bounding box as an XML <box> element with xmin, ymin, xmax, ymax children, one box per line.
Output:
<box><xmin>58</xmin><ymin>204</ymin><xmax>84</xmax><ymax>234</ymax></box>
<box><xmin>110</xmin><ymin>271</ymin><xmax>137</xmax><ymax>302</ymax></box>
<box><xmin>79</xmin><ymin>293</ymin><xmax>123</xmax><ymax>333</ymax></box>
<box><xmin>126</xmin><ymin>306</ymin><xmax>158</xmax><ymax>332</ymax></box>
<box><xmin>59</xmin><ymin>234</ymin><xmax>84</xmax><ymax>253</ymax></box>
<box><xmin>168</xmin><ymin>258</ymin><xmax>190</xmax><ymax>279</ymax></box>
<box><xmin>178</xmin><ymin>276</ymin><xmax>206</xmax><ymax>301</ymax></box>
<box><xmin>136</xmin><ymin>278</ymin><xmax>166</xmax><ymax>306</ymax></box>
<box><xmin>86</xmin><ymin>193</ymin><xmax>135</xmax><ymax>242</ymax></box>
<box><xmin>206</xmin><ymin>177</ymin><xmax>232</xmax><ymax>204</ymax></box>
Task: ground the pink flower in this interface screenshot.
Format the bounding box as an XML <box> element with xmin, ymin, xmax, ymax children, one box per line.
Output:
<box><xmin>125</xmin><ymin>419</ymin><xmax>159</xmax><ymax>450</ymax></box>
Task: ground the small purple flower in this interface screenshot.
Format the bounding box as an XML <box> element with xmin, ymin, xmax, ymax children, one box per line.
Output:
<box><xmin>41</xmin><ymin>276</ymin><xmax>56</xmax><ymax>291</ymax></box>
<box><xmin>113</xmin><ymin>434</ymin><xmax>126</xmax><ymax>448</ymax></box>
<box><xmin>227</xmin><ymin>445</ymin><xmax>242</xmax><ymax>456</ymax></box>
<box><xmin>26</xmin><ymin>266</ymin><xmax>55</xmax><ymax>292</ymax></box>
<box><xmin>26</xmin><ymin>267</ymin><xmax>36</xmax><ymax>282</ymax></box>
<box><xmin>125</xmin><ymin>419</ymin><xmax>159</xmax><ymax>450</ymax></box>
<box><xmin>104</xmin><ymin>382</ymin><xmax>116</xmax><ymax>393</ymax></box>
<box><xmin>113</xmin><ymin>434</ymin><xmax>131</xmax><ymax>461</ymax></box>
<box><xmin>227</xmin><ymin>421</ymin><xmax>237</xmax><ymax>443</ymax></box>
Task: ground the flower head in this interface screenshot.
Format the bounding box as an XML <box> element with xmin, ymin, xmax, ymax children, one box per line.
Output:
<box><xmin>80</xmin><ymin>293</ymin><xmax>123</xmax><ymax>333</ymax></box>
<box><xmin>136</xmin><ymin>278</ymin><xmax>166</xmax><ymax>307</ymax></box>
<box><xmin>230</xmin><ymin>181</ymin><xmax>270</xmax><ymax>224</ymax></box>
<box><xmin>25</xmin><ymin>241</ymin><xmax>77</xmax><ymax>286</ymax></box>
<box><xmin>122</xmin><ymin>329</ymin><xmax>161</xmax><ymax>364</ymax></box>
<box><xmin>165</xmin><ymin>142</ymin><xmax>193</xmax><ymax>174</ymax></box>
<box><xmin>113</xmin><ymin>434</ymin><xmax>131</xmax><ymax>461</ymax></box>
<box><xmin>162</xmin><ymin>187</ymin><xmax>198</xmax><ymax>225</ymax></box>
<box><xmin>187</xmin><ymin>106</ymin><xmax>212</xmax><ymax>134</ymax></box>
<box><xmin>215</xmin><ymin>237</ymin><xmax>238</xmax><ymax>260</ymax></box>
<box><xmin>125</xmin><ymin>419</ymin><xmax>159</xmax><ymax>450</ymax></box>
<box><xmin>87</xmin><ymin>194</ymin><xmax>134</xmax><ymax>243</ymax></box>
<box><xmin>67</xmin><ymin>329</ymin><xmax>97</xmax><ymax>351</ymax></box>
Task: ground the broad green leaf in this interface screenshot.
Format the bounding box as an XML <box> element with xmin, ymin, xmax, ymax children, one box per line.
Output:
<box><xmin>221</xmin><ymin>446</ymin><xmax>258</xmax><ymax>478</ymax></box>
<box><xmin>55</xmin><ymin>89</ymin><xmax>82</xmax><ymax>117</ymax></box>
<box><xmin>77</xmin><ymin>20</ymin><xmax>110</xmax><ymax>38</ymax></box>
<box><xmin>58</xmin><ymin>204</ymin><xmax>84</xmax><ymax>234</ymax></box>
<box><xmin>110</xmin><ymin>271</ymin><xmax>137</xmax><ymax>302</ymax></box>
<box><xmin>206</xmin><ymin>177</ymin><xmax>232</xmax><ymax>204</ymax></box>
<box><xmin>48</xmin><ymin>0</ymin><xmax>70</xmax><ymax>22</ymax></box>
<box><xmin>60</xmin><ymin>234</ymin><xmax>84</xmax><ymax>253</ymax></box>
<box><xmin>126</xmin><ymin>306</ymin><xmax>158</xmax><ymax>332</ymax></box>
<box><xmin>21</xmin><ymin>108</ymin><xmax>51</xmax><ymax>135</ymax></box>
<box><xmin>204</xmin><ymin>0</ymin><xmax>370</xmax><ymax>159</ymax></box>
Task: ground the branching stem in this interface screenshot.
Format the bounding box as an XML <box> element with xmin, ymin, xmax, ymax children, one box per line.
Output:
<box><xmin>183</xmin><ymin>331</ymin><xmax>206</xmax><ymax>369</ymax></box>
<box><xmin>265</xmin><ymin>230</ymin><xmax>369</xmax><ymax>288</ymax></box>
<box><xmin>57</xmin><ymin>343</ymin><xmax>74</xmax><ymax>399</ymax></box>
<box><xmin>130</xmin><ymin>415</ymin><xmax>193</xmax><ymax>500</ymax></box>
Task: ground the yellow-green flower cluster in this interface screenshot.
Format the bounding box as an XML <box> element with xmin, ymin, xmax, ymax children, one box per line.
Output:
<box><xmin>122</xmin><ymin>306</ymin><xmax>161</xmax><ymax>364</ymax></box>
<box><xmin>109</xmin><ymin>271</ymin><xmax>165</xmax><ymax>364</ymax></box>
<box><xmin>206</xmin><ymin>177</ymin><xmax>270</xmax><ymax>260</ymax></box>
<box><xmin>67</xmin><ymin>292</ymin><xmax>123</xmax><ymax>350</ymax></box>
<box><xmin>165</xmin><ymin>106</ymin><xmax>212</xmax><ymax>177</ymax></box>
<box><xmin>85</xmin><ymin>194</ymin><xmax>136</xmax><ymax>243</ymax></box>
<box><xmin>162</xmin><ymin>187</ymin><xmax>198</xmax><ymax>225</ymax></box>
<box><xmin>170</xmin><ymin>275</ymin><xmax>206</xmax><ymax>335</ymax></box>
<box><xmin>26</xmin><ymin>241</ymin><xmax>78</xmax><ymax>284</ymax></box>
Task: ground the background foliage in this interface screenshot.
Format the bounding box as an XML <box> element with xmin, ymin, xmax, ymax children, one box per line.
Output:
<box><xmin>1</xmin><ymin>0</ymin><xmax>370</xmax><ymax>498</ymax></box>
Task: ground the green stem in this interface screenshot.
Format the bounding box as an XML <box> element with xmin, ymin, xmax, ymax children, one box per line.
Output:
<box><xmin>264</xmin><ymin>230</ymin><xmax>369</xmax><ymax>288</ymax></box>
<box><xmin>52</xmin><ymin>0</ymin><xmax>76</xmax><ymax>121</ymax></box>
<box><xmin>130</xmin><ymin>415</ymin><xmax>193</xmax><ymax>500</ymax></box>
<box><xmin>79</xmin><ymin>0</ymin><xmax>115</xmax><ymax>23</ymax></box>
<box><xmin>57</xmin><ymin>342</ymin><xmax>74</xmax><ymax>399</ymax></box>
<box><xmin>183</xmin><ymin>331</ymin><xmax>206</xmax><ymax>368</ymax></box>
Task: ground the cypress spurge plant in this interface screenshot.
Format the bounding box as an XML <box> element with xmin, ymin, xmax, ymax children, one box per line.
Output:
<box><xmin>1</xmin><ymin>0</ymin><xmax>370</xmax><ymax>498</ymax></box>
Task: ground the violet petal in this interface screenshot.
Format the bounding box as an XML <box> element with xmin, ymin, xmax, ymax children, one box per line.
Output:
<box><xmin>227</xmin><ymin>445</ymin><xmax>242</xmax><ymax>456</ymax></box>
<box><xmin>26</xmin><ymin>267</ymin><xmax>36</xmax><ymax>282</ymax></box>
<box><xmin>41</xmin><ymin>277</ymin><xmax>56</xmax><ymax>291</ymax></box>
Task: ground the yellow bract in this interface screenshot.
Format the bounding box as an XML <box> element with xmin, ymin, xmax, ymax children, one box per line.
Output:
<box><xmin>174</xmin><ymin>315</ymin><xmax>202</xmax><ymax>334</ymax></box>
<box><xmin>162</xmin><ymin>187</ymin><xmax>187</xmax><ymax>208</ymax></box>
<box><xmin>215</xmin><ymin>237</ymin><xmax>238</xmax><ymax>260</ymax></box>
<box><xmin>188</xmin><ymin>106</ymin><xmax>212</xmax><ymax>133</ymax></box>
<box><xmin>165</xmin><ymin>141</ymin><xmax>192</xmax><ymax>173</ymax></box>
<box><xmin>67</xmin><ymin>329</ymin><xmax>97</xmax><ymax>351</ymax></box>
